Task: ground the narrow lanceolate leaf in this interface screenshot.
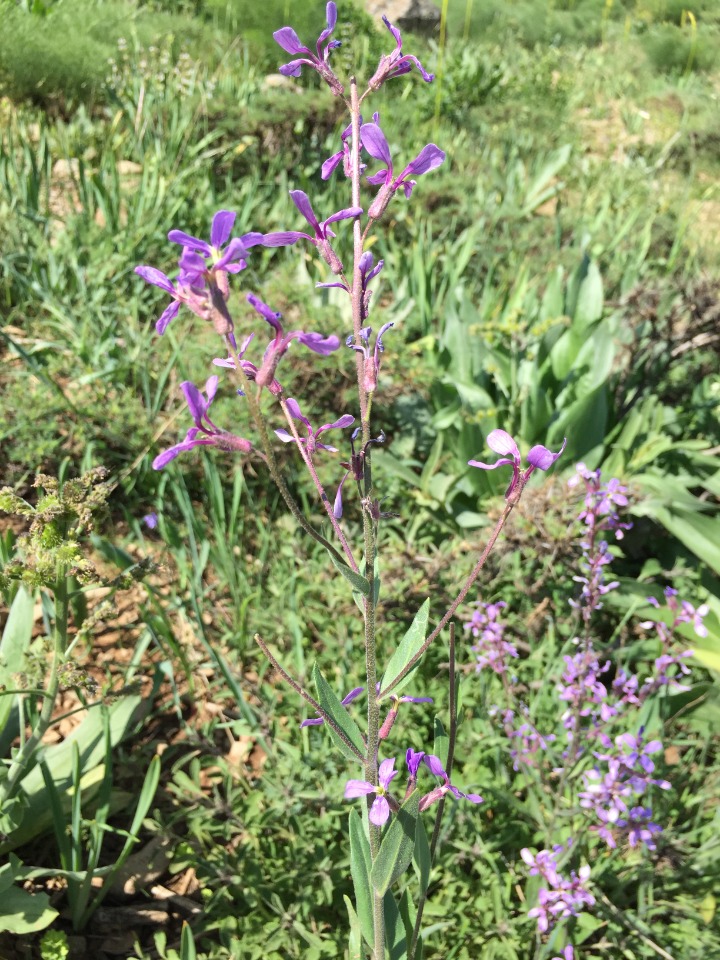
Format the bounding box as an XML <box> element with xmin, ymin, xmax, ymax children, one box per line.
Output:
<box><xmin>0</xmin><ymin>586</ymin><xmax>35</xmax><ymax>732</ymax></box>
<box><xmin>330</xmin><ymin>554</ymin><xmax>371</xmax><ymax>597</ymax></box>
<box><xmin>349</xmin><ymin>811</ymin><xmax>374</xmax><ymax>949</ymax></box>
<box><xmin>371</xmin><ymin>789</ymin><xmax>420</xmax><ymax>896</ymax></box>
<box><xmin>414</xmin><ymin>817</ymin><xmax>431</xmax><ymax>897</ymax></box>
<box><xmin>312</xmin><ymin>665</ymin><xmax>365</xmax><ymax>762</ymax></box>
<box><xmin>344</xmin><ymin>895</ymin><xmax>364</xmax><ymax>960</ymax></box>
<box><xmin>433</xmin><ymin>717</ymin><xmax>449</xmax><ymax>770</ymax></box>
<box><xmin>379</xmin><ymin>599</ymin><xmax>430</xmax><ymax>699</ymax></box>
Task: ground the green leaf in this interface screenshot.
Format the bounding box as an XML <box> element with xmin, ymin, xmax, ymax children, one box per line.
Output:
<box><xmin>433</xmin><ymin>717</ymin><xmax>449</xmax><ymax>770</ymax></box>
<box><xmin>349</xmin><ymin>810</ymin><xmax>374</xmax><ymax>949</ymax></box>
<box><xmin>414</xmin><ymin>817</ymin><xmax>431</xmax><ymax>897</ymax></box>
<box><xmin>180</xmin><ymin>921</ymin><xmax>197</xmax><ymax>960</ymax></box>
<box><xmin>330</xmin><ymin>554</ymin><xmax>371</xmax><ymax>597</ymax></box>
<box><xmin>0</xmin><ymin>885</ymin><xmax>57</xmax><ymax>934</ymax></box>
<box><xmin>0</xmin><ymin>586</ymin><xmax>35</xmax><ymax>732</ymax></box>
<box><xmin>379</xmin><ymin>600</ymin><xmax>430</xmax><ymax>698</ymax></box>
<box><xmin>383</xmin><ymin>890</ymin><xmax>407</xmax><ymax>960</ymax></box>
<box><xmin>312</xmin><ymin>665</ymin><xmax>365</xmax><ymax>762</ymax></box>
<box><xmin>371</xmin><ymin>789</ymin><xmax>421</xmax><ymax>895</ymax></box>
<box><xmin>344</xmin><ymin>895</ymin><xmax>364</xmax><ymax>960</ymax></box>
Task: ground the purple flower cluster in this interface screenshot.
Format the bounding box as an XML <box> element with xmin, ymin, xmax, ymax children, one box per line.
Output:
<box><xmin>557</xmin><ymin>645</ymin><xmax>614</xmax><ymax>741</ymax></box>
<box><xmin>508</xmin><ymin>720</ymin><xmax>556</xmax><ymax>772</ymax></box>
<box><xmin>579</xmin><ymin>729</ymin><xmax>669</xmax><ymax>850</ymax></box>
<box><xmin>568</xmin><ymin>464</ymin><xmax>632</xmax><ymax>623</ymax></box>
<box><xmin>463</xmin><ymin>600</ymin><xmax>519</xmax><ymax>675</ymax></box>
<box><xmin>521</xmin><ymin>846</ymin><xmax>595</xmax><ymax>934</ymax></box>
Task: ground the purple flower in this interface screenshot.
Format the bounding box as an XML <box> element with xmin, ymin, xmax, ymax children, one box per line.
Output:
<box><xmin>142</xmin><ymin>512</ymin><xmax>158</xmax><ymax>529</ymax></box>
<box><xmin>332</xmin><ymin>428</ymin><xmax>385</xmax><ymax>519</ymax></box>
<box><xmin>346</xmin><ymin>321</ymin><xmax>394</xmax><ymax>393</ymax></box>
<box><xmin>344</xmin><ymin>757</ymin><xmax>399</xmax><ymax>826</ymax></box>
<box><xmin>241</xmin><ymin>293</ymin><xmax>340</xmax><ymax>387</ymax></box>
<box><xmin>168</xmin><ymin>210</ymin><xmax>262</xmax><ymax>293</ymax></box>
<box><xmin>378</xmin><ymin>692</ymin><xmax>433</xmax><ymax>740</ymax></box>
<box><xmin>521</xmin><ymin>848</ymin><xmax>595</xmax><ymax>935</ymax></box>
<box><xmin>369</xmin><ymin>17</ymin><xmax>435</xmax><ymax>90</ymax></box>
<box><xmin>258</xmin><ymin>190</ymin><xmax>362</xmax><ymax>275</ymax></box>
<box><xmin>464</xmin><ymin>600</ymin><xmax>519</xmax><ymax>675</ymax></box>
<box><xmin>213</xmin><ymin>331</ymin><xmax>283</xmax><ymax>396</ymax></box>
<box><xmin>552</xmin><ymin>947</ymin><xmax>574</xmax><ymax>960</ymax></box>
<box><xmin>301</xmin><ymin>685</ymin><xmax>363</xmax><ymax>728</ymax></box>
<box><xmin>469</xmin><ymin>429</ymin><xmax>566</xmax><ymax>501</ymax></box>
<box><xmin>411</xmin><ymin>752</ymin><xmax>483</xmax><ymax>810</ymax></box>
<box><xmin>321</xmin><ymin>120</ymin><xmax>360</xmax><ymax>180</ymax></box>
<box><xmin>275</xmin><ymin>398</ymin><xmax>355</xmax><ymax>455</ymax></box>
<box><xmin>134</xmin><ymin>265</ymin><xmax>211</xmax><ymax>336</ymax></box>
<box><xmin>360</xmin><ymin>121</ymin><xmax>445</xmax><ymax>220</ymax></box>
<box><xmin>153</xmin><ymin>376</ymin><xmax>252</xmax><ymax>470</ymax></box>
<box><xmin>274</xmin><ymin>2</ymin><xmax>344</xmax><ymax>96</ymax></box>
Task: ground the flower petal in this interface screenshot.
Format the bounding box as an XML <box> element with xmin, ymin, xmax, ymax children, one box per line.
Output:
<box><xmin>486</xmin><ymin>429</ymin><xmax>520</xmax><ymax>458</ymax></box>
<box><xmin>360</xmin><ymin>123</ymin><xmax>393</xmax><ymax>166</ymax></box>
<box><xmin>210</xmin><ymin>210</ymin><xmax>236</xmax><ymax>248</ymax></box>
<box><xmin>369</xmin><ymin>795</ymin><xmax>390</xmax><ymax>826</ymax></box>
<box><xmin>527</xmin><ymin>437</ymin><xmax>567</xmax><ymax>470</ymax></box>
<box><xmin>273</xmin><ymin>26</ymin><xmax>310</xmax><ymax>56</ymax></box>
<box><xmin>344</xmin><ymin>779</ymin><xmax>375</xmax><ymax>799</ymax></box>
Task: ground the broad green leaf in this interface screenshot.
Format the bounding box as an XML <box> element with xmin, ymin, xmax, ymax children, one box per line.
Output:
<box><xmin>379</xmin><ymin>600</ymin><xmax>430</xmax><ymax>699</ymax></box>
<box><xmin>312</xmin><ymin>665</ymin><xmax>365</xmax><ymax>762</ymax></box>
<box><xmin>0</xmin><ymin>885</ymin><xmax>57</xmax><ymax>934</ymax></box>
<box><xmin>651</xmin><ymin>507</ymin><xmax>720</xmax><ymax>576</ymax></box>
<box><xmin>371</xmin><ymin>789</ymin><xmax>420</xmax><ymax>895</ymax></box>
<box><xmin>349</xmin><ymin>810</ymin><xmax>374</xmax><ymax>949</ymax></box>
<box><xmin>0</xmin><ymin>586</ymin><xmax>35</xmax><ymax>732</ymax></box>
<box><xmin>330</xmin><ymin>554</ymin><xmax>371</xmax><ymax>597</ymax></box>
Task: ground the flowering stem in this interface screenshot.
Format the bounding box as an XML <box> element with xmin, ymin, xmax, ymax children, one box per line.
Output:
<box><xmin>408</xmin><ymin>623</ymin><xmax>458</xmax><ymax>959</ymax></box>
<box><xmin>222</xmin><ymin>335</ymin><xmax>348</xmax><ymax>568</ymax></box>
<box><xmin>380</xmin><ymin>499</ymin><xmax>517</xmax><ymax>699</ymax></box>
<box><xmin>348</xmin><ymin>72</ymin><xmax>384</xmax><ymax>958</ymax></box>
<box><xmin>254</xmin><ymin>633</ymin><xmax>365</xmax><ymax>762</ymax></box>
<box><xmin>279</xmin><ymin>397</ymin><xmax>359</xmax><ymax>572</ymax></box>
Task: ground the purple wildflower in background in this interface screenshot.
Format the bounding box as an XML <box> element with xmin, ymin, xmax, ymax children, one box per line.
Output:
<box><xmin>258</xmin><ymin>190</ymin><xmax>362</xmax><ymax>275</ymax></box>
<box><xmin>273</xmin><ymin>2</ymin><xmax>344</xmax><ymax>96</ymax></box>
<box><xmin>552</xmin><ymin>947</ymin><xmax>574</xmax><ymax>960</ymax></box>
<box><xmin>142</xmin><ymin>512</ymin><xmax>158</xmax><ymax>529</ymax></box>
<box><xmin>569</xmin><ymin>464</ymin><xmax>632</xmax><ymax>540</ymax></box>
<box><xmin>344</xmin><ymin>757</ymin><xmax>399</xmax><ymax>826</ymax></box>
<box><xmin>359</xmin><ymin>120</ymin><xmax>445</xmax><ymax>220</ymax></box>
<box><xmin>346</xmin><ymin>322</ymin><xmax>394</xmax><ymax>393</ymax></box>
<box><xmin>152</xmin><ymin>376</ymin><xmax>252</xmax><ymax>470</ymax></box>
<box><xmin>275</xmin><ymin>398</ymin><xmax>355</xmax><ymax>455</ymax></box>
<box><xmin>463</xmin><ymin>600</ymin><xmax>519</xmax><ymax>675</ymax></box>
<box><xmin>469</xmin><ymin>429</ymin><xmax>566</xmax><ymax>501</ymax></box>
<box><xmin>557</xmin><ymin>646</ymin><xmax>614</xmax><ymax>742</ymax></box>
<box><xmin>301</xmin><ymin>685</ymin><xmax>364</xmax><ymax>728</ymax></box>
<box><xmin>521</xmin><ymin>847</ymin><xmax>595</xmax><ymax>934</ymax></box>
<box><xmin>509</xmin><ymin>722</ymin><xmax>556</xmax><ymax>772</ymax></box>
<box><xmin>369</xmin><ymin>16</ymin><xmax>435</xmax><ymax>90</ymax></box>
